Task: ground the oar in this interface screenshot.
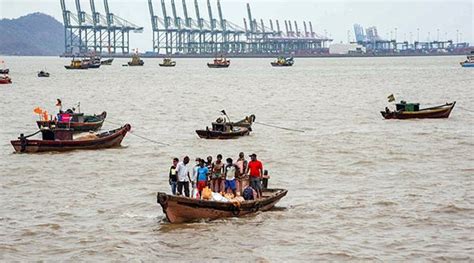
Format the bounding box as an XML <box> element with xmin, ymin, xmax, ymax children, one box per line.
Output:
<box><xmin>253</xmin><ymin>121</ymin><xmax>305</xmax><ymax>133</ymax></box>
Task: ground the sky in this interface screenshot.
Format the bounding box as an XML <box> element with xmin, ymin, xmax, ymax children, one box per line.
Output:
<box><xmin>0</xmin><ymin>0</ymin><xmax>472</xmax><ymax>52</ymax></box>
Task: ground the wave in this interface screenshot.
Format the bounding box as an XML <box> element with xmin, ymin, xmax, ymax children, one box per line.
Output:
<box><xmin>434</xmin><ymin>204</ymin><xmax>474</xmax><ymax>214</ymax></box>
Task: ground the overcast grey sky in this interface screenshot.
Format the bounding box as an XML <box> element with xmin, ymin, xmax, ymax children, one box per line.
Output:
<box><xmin>1</xmin><ymin>0</ymin><xmax>472</xmax><ymax>52</ymax></box>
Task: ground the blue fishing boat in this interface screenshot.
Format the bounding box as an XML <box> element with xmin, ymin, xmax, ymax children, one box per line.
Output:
<box><xmin>460</xmin><ymin>53</ymin><xmax>474</xmax><ymax>67</ymax></box>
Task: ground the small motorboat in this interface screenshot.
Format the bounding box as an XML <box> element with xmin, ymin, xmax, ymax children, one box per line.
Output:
<box><xmin>0</xmin><ymin>75</ymin><xmax>12</xmax><ymax>84</ymax></box>
<box><xmin>0</xmin><ymin>68</ymin><xmax>9</xmax><ymax>74</ymax></box>
<box><xmin>100</xmin><ymin>58</ymin><xmax>114</xmax><ymax>65</ymax></box>
<box><xmin>159</xmin><ymin>57</ymin><xmax>176</xmax><ymax>67</ymax></box>
<box><xmin>195</xmin><ymin>114</ymin><xmax>255</xmax><ymax>139</ymax></box>
<box><xmin>128</xmin><ymin>53</ymin><xmax>144</xmax><ymax>66</ymax></box>
<box><xmin>37</xmin><ymin>111</ymin><xmax>107</xmax><ymax>132</ymax></box>
<box><xmin>37</xmin><ymin>70</ymin><xmax>50</xmax><ymax>77</ymax></box>
<box><xmin>65</xmin><ymin>58</ymin><xmax>89</xmax><ymax>70</ymax></box>
<box><xmin>82</xmin><ymin>56</ymin><xmax>101</xmax><ymax>69</ymax></box>
<box><xmin>11</xmin><ymin>124</ymin><xmax>130</xmax><ymax>153</ymax></box>
<box><xmin>157</xmin><ymin>188</ymin><xmax>288</xmax><ymax>223</ymax></box>
<box><xmin>271</xmin><ymin>56</ymin><xmax>294</xmax><ymax>67</ymax></box>
<box><xmin>381</xmin><ymin>101</ymin><xmax>456</xmax><ymax>119</ymax></box>
<box><xmin>460</xmin><ymin>53</ymin><xmax>474</xmax><ymax>67</ymax></box>
<box><xmin>207</xmin><ymin>56</ymin><xmax>230</xmax><ymax>68</ymax></box>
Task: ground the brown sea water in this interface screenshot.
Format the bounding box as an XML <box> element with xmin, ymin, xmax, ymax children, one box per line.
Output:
<box><xmin>0</xmin><ymin>56</ymin><xmax>473</xmax><ymax>261</ymax></box>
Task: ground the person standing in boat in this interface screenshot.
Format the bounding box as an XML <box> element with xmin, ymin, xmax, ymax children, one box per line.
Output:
<box><xmin>212</xmin><ymin>154</ymin><xmax>224</xmax><ymax>192</ymax></box>
<box><xmin>224</xmin><ymin>158</ymin><xmax>238</xmax><ymax>197</ymax></box>
<box><xmin>196</xmin><ymin>159</ymin><xmax>209</xmax><ymax>198</ymax></box>
<box><xmin>235</xmin><ymin>152</ymin><xmax>248</xmax><ymax>195</ymax></box>
<box><xmin>169</xmin><ymin>158</ymin><xmax>179</xmax><ymax>195</ymax></box>
<box><xmin>176</xmin><ymin>156</ymin><xmax>191</xmax><ymax>197</ymax></box>
<box><xmin>191</xmin><ymin>158</ymin><xmax>201</xmax><ymax>197</ymax></box>
<box><xmin>246</xmin><ymin>153</ymin><xmax>263</xmax><ymax>199</ymax></box>
<box><xmin>56</xmin><ymin>99</ymin><xmax>63</xmax><ymax>113</ymax></box>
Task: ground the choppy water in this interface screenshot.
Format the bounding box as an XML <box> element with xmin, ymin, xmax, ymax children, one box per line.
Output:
<box><xmin>0</xmin><ymin>56</ymin><xmax>473</xmax><ymax>261</ymax></box>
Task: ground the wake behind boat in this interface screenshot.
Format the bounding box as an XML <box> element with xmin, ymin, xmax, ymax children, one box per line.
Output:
<box><xmin>11</xmin><ymin>124</ymin><xmax>130</xmax><ymax>153</ymax></box>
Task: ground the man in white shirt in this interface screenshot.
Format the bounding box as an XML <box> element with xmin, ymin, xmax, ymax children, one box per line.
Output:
<box><xmin>176</xmin><ymin>156</ymin><xmax>191</xmax><ymax>197</ymax></box>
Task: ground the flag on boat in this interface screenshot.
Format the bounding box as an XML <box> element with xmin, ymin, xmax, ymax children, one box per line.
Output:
<box><xmin>387</xmin><ymin>94</ymin><xmax>395</xmax><ymax>102</ymax></box>
<box><xmin>33</xmin><ymin>107</ymin><xmax>43</xmax><ymax>114</ymax></box>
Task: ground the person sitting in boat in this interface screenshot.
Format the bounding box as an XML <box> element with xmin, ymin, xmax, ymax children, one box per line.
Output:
<box><xmin>196</xmin><ymin>159</ymin><xmax>209</xmax><ymax>198</ymax></box>
<box><xmin>224</xmin><ymin>158</ymin><xmax>239</xmax><ymax>197</ymax></box>
<box><xmin>385</xmin><ymin>107</ymin><xmax>391</xmax><ymax>114</ymax></box>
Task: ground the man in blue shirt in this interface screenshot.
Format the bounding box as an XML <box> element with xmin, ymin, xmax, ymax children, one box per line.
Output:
<box><xmin>196</xmin><ymin>159</ymin><xmax>209</xmax><ymax>198</ymax></box>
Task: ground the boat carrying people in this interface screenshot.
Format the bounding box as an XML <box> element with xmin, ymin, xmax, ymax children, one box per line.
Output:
<box><xmin>460</xmin><ymin>52</ymin><xmax>474</xmax><ymax>67</ymax></box>
<box><xmin>127</xmin><ymin>52</ymin><xmax>144</xmax><ymax>66</ymax></box>
<box><xmin>159</xmin><ymin>57</ymin><xmax>176</xmax><ymax>67</ymax></box>
<box><xmin>0</xmin><ymin>74</ymin><xmax>12</xmax><ymax>84</ymax></box>
<box><xmin>11</xmin><ymin>124</ymin><xmax>130</xmax><ymax>153</ymax></box>
<box><xmin>207</xmin><ymin>55</ymin><xmax>230</xmax><ymax>68</ymax></box>
<box><xmin>381</xmin><ymin>99</ymin><xmax>456</xmax><ymax>119</ymax></box>
<box><xmin>64</xmin><ymin>57</ymin><xmax>89</xmax><ymax>70</ymax></box>
<box><xmin>271</xmin><ymin>56</ymin><xmax>294</xmax><ymax>67</ymax></box>
<box><xmin>157</xmin><ymin>153</ymin><xmax>287</xmax><ymax>223</ymax></box>
<box><xmin>195</xmin><ymin>111</ymin><xmax>255</xmax><ymax>139</ymax></box>
<box><xmin>37</xmin><ymin>70</ymin><xmax>50</xmax><ymax>77</ymax></box>
<box><xmin>35</xmin><ymin>100</ymin><xmax>107</xmax><ymax>132</ymax></box>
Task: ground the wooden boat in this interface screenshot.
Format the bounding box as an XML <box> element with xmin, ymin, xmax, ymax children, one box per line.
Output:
<box><xmin>100</xmin><ymin>58</ymin><xmax>114</xmax><ymax>65</ymax></box>
<box><xmin>11</xmin><ymin>124</ymin><xmax>130</xmax><ymax>153</ymax></box>
<box><xmin>37</xmin><ymin>111</ymin><xmax>107</xmax><ymax>132</ymax></box>
<box><xmin>157</xmin><ymin>188</ymin><xmax>288</xmax><ymax>223</ymax></box>
<box><xmin>128</xmin><ymin>53</ymin><xmax>144</xmax><ymax>66</ymax></box>
<box><xmin>0</xmin><ymin>75</ymin><xmax>12</xmax><ymax>84</ymax></box>
<box><xmin>65</xmin><ymin>59</ymin><xmax>89</xmax><ymax>70</ymax></box>
<box><xmin>271</xmin><ymin>57</ymin><xmax>294</xmax><ymax>67</ymax></box>
<box><xmin>207</xmin><ymin>56</ymin><xmax>230</xmax><ymax>68</ymax></box>
<box><xmin>0</xmin><ymin>68</ymin><xmax>9</xmax><ymax>74</ymax></box>
<box><xmin>159</xmin><ymin>58</ymin><xmax>176</xmax><ymax>67</ymax></box>
<box><xmin>37</xmin><ymin>70</ymin><xmax>50</xmax><ymax>77</ymax></box>
<box><xmin>195</xmin><ymin>114</ymin><xmax>255</xmax><ymax>139</ymax></box>
<box><xmin>196</xmin><ymin>126</ymin><xmax>250</xmax><ymax>139</ymax></box>
<box><xmin>381</xmin><ymin>101</ymin><xmax>456</xmax><ymax>119</ymax></box>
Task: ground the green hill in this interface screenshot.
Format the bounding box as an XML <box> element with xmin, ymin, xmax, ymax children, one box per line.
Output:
<box><xmin>0</xmin><ymin>13</ymin><xmax>64</xmax><ymax>56</ymax></box>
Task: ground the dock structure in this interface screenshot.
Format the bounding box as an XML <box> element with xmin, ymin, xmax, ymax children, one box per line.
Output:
<box><xmin>148</xmin><ymin>0</ymin><xmax>332</xmax><ymax>55</ymax></box>
<box><xmin>61</xmin><ymin>0</ymin><xmax>143</xmax><ymax>56</ymax></box>
<box><xmin>353</xmin><ymin>24</ymin><xmax>469</xmax><ymax>54</ymax></box>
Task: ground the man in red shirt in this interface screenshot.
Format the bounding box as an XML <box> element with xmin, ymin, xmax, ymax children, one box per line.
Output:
<box><xmin>246</xmin><ymin>153</ymin><xmax>263</xmax><ymax>198</ymax></box>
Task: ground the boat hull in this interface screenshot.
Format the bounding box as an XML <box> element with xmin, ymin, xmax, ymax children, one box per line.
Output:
<box><xmin>101</xmin><ymin>59</ymin><xmax>114</xmax><ymax>65</ymax></box>
<box><xmin>207</xmin><ymin>63</ymin><xmax>230</xmax><ymax>68</ymax></box>
<box><xmin>36</xmin><ymin>112</ymin><xmax>107</xmax><ymax>132</ymax></box>
<box><xmin>157</xmin><ymin>188</ymin><xmax>287</xmax><ymax>223</ymax></box>
<box><xmin>381</xmin><ymin>102</ymin><xmax>456</xmax><ymax>119</ymax></box>
<box><xmin>461</xmin><ymin>62</ymin><xmax>474</xmax><ymax>67</ymax></box>
<box><xmin>271</xmin><ymin>62</ymin><xmax>293</xmax><ymax>67</ymax></box>
<box><xmin>195</xmin><ymin>127</ymin><xmax>250</xmax><ymax>139</ymax></box>
<box><xmin>0</xmin><ymin>69</ymin><xmax>9</xmax><ymax>74</ymax></box>
<box><xmin>0</xmin><ymin>77</ymin><xmax>12</xmax><ymax>84</ymax></box>
<box><xmin>11</xmin><ymin>124</ymin><xmax>130</xmax><ymax>153</ymax></box>
<box><xmin>159</xmin><ymin>63</ymin><xmax>176</xmax><ymax>67</ymax></box>
<box><xmin>64</xmin><ymin>65</ymin><xmax>88</xmax><ymax>70</ymax></box>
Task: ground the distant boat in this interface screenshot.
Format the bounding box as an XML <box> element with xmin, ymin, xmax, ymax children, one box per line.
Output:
<box><xmin>0</xmin><ymin>68</ymin><xmax>9</xmax><ymax>74</ymax></box>
<box><xmin>37</xmin><ymin>70</ymin><xmax>50</xmax><ymax>77</ymax></box>
<box><xmin>159</xmin><ymin>57</ymin><xmax>176</xmax><ymax>67</ymax></box>
<box><xmin>271</xmin><ymin>57</ymin><xmax>294</xmax><ymax>67</ymax></box>
<box><xmin>460</xmin><ymin>52</ymin><xmax>474</xmax><ymax>67</ymax></box>
<box><xmin>100</xmin><ymin>58</ymin><xmax>114</xmax><ymax>65</ymax></box>
<box><xmin>207</xmin><ymin>56</ymin><xmax>230</xmax><ymax>68</ymax></box>
<box><xmin>195</xmin><ymin>114</ymin><xmax>255</xmax><ymax>139</ymax></box>
<box><xmin>381</xmin><ymin>101</ymin><xmax>456</xmax><ymax>119</ymax></box>
<box><xmin>128</xmin><ymin>53</ymin><xmax>144</xmax><ymax>66</ymax></box>
<box><xmin>65</xmin><ymin>58</ymin><xmax>89</xmax><ymax>70</ymax></box>
<box><xmin>82</xmin><ymin>56</ymin><xmax>101</xmax><ymax>69</ymax></box>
